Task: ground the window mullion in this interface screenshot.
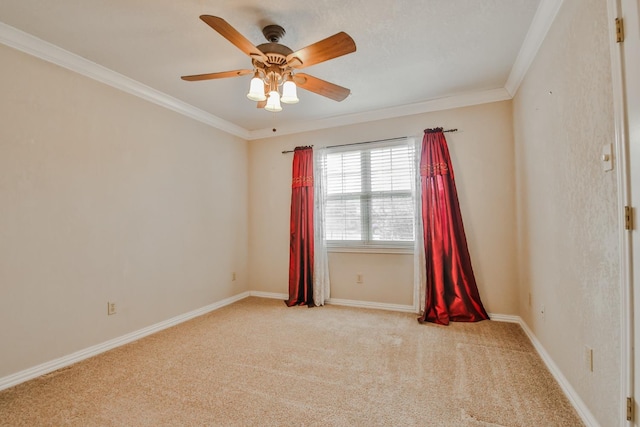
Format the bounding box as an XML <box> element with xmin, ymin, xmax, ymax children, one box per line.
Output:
<box><xmin>361</xmin><ymin>150</ymin><xmax>372</xmax><ymax>243</ymax></box>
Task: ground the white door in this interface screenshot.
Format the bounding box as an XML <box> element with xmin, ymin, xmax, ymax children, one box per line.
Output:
<box><xmin>624</xmin><ymin>0</ymin><xmax>640</xmax><ymax>425</ymax></box>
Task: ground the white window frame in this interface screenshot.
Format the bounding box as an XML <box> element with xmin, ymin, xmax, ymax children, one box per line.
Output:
<box><xmin>321</xmin><ymin>138</ymin><xmax>416</xmax><ymax>254</ymax></box>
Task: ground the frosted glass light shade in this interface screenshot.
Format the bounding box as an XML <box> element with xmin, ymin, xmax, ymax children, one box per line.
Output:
<box><xmin>265</xmin><ymin>91</ymin><xmax>282</xmax><ymax>112</ymax></box>
<box><xmin>247</xmin><ymin>76</ymin><xmax>266</xmax><ymax>101</ymax></box>
<box><xmin>281</xmin><ymin>80</ymin><xmax>299</xmax><ymax>104</ymax></box>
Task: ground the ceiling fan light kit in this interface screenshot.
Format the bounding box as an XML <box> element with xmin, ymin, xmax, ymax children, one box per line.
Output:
<box><xmin>181</xmin><ymin>15</ymin><xmax>356</xmax><ymax>113</ymax></box>
<box><xmin>246</xmin><ymin>72</ymin><xmax>267</xmax><ymax>101</ymax></box>
<box><xmin>265</xmin><ymin>91</ymin><xmax>283</xmax><ymax>112</ymax></box>
<box><xmin>281</xmin><ymin>76</ymin><xmax>299</xmax><ymax>104</ymax></box>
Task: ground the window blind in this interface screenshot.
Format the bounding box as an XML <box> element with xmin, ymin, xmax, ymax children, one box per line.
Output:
<box><xmin>321</xmin><ymin>138</ymin><xmax>416</xmax><ymax>247</ymax></box>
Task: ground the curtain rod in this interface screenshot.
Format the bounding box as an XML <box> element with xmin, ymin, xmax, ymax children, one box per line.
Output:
<box><xmin>281</xmin><ymin>129</ymin><xmax>458</xmax><ymax>154</ymax></box>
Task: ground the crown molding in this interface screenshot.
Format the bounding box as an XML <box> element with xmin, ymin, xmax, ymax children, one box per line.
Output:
<box><xmin>0</xmin><ymin>22</ymin><xmax>250</xmax><ymax>140</ymax></box>
<box><xmin>2</xmin><ymin>0</ymin><xmax>561</xmax><ymax>142</ymax></box>
<box><xmin>247</xmin><ymin>87</ymin><xmax>512</xmax><ymax>140</ymax></box>
<box><xmin>504</xmin><ymin>0</ymin><xmax>565</xmax><ymax>97</ymax></box>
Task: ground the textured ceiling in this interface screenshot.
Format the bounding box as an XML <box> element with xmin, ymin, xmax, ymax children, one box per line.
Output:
<box><xmin>0</xmin><ymin>0</ymin><xmax>542</xmax><ymax>136</ymax></box>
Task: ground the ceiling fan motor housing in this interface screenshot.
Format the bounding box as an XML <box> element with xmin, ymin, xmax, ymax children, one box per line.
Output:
<box><xmin>256</xmin><ymin>43</ymin><xmax>293</xmax><ymax>65</ymax></box>
<box><xmin>256</xmin><ymin>25</ymin><xmax>294</xmax><ymax>69</ymax></box>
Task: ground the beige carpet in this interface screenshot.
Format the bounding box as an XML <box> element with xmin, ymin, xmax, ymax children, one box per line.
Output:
<box><xmin>0</xmin><ymin>297</ymin><xmax>583</xmax><ymax>426</ymax></box>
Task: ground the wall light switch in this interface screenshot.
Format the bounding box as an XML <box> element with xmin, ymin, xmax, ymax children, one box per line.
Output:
<box><xmin>601</xmin><ymin>144</ymin><xmax>613</xmax><ymax>172</ymax></box>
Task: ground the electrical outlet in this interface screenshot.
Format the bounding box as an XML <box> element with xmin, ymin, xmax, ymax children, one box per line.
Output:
<box><xmin>528</xmin><ymin>292</ymin><xmax>532</xmax><ymax>307</ymax></box>
<box><xmin>585</xmin><ymin>346</ymin><xmax>594</xmax><ymax>372</ymax></box>
<box><xmin>232</xmin><ymin>272</ymin><xmax>236</xmax><ymax>281</ymax></box>
<box><xmin>107</xmin><ymin>302</ymin><xmax>116</xmax><ymax>316</ymax></box>
<box><xmin>356</xmin><ymin>273</ymin><xmax>363</xmax><ymax>284</ymax></box>
<box><xmin>540</xmin><ymin>305</ymin><xmax>545</xmax><ymax>321</ymax></box>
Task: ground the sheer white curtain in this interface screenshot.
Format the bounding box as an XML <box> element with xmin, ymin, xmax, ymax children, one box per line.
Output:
<box><xmin>313</xmin><ymin>139</ymin><xmax>421</xmax><ymax>309</ymax></box>
<box><xmin>412</xmin><ymin>136</ymin><xmax>426</xmax><ymax>314</ymax></box>
<box><xmin>313</xmin><ymin>148</ymin><xmax>330</xmax><ymax>306</ymax></box>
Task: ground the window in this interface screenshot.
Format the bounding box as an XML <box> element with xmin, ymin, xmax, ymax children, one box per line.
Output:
<box><xmin>320</xmin><ymin>138</ymin><xmax>416</xmax><ymax>250</ymax></box>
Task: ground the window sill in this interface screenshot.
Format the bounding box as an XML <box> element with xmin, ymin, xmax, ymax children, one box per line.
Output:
<box><xmin>327</xmin><ymin>245</ymin><xmax>414</xmax><ymax>255</ymax></box>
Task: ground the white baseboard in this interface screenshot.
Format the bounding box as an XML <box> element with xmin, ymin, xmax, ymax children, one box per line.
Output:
<box><xmin>249</xmin><ymin>291</ymin><xmax>288</xmax><ymax>300</ymax></box>
<box><xmin>487</xmin><ymin>313</ymin><xmax>599</xmax><ymax>426</ymax></box>
<box><xmin>513</xmin><ymin>318</ymin><xmax>600</xmax><ymax>427</ymax></box>
<box><xmin>249</xmin><ymin>292</ymin><xmax>416</xmax><ymax>313</ymax></box>
<box><xmin>0</xmin><ymin>291</ymin><xmax>602</xmax><ymax>427</ymax></box>
<box><xmin>487</xmin><ymin>312</ymin><xmax>520</xmax><ymax>323</ymax></box>
<box><xmin>326</xmin><ymin>298</ymin><xmax>416</xmax><ymax>313</ymax></box>
<box><xmin>0</xmin><ymin>291</ymin><xmax>250</xmax><ymax>392</ymax></box>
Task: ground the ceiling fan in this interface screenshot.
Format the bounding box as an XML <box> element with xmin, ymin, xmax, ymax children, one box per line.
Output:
<box><xmin>181</xmin><ymin>15</ymin><xmax>357</xmax><ymax>112</ymax></box>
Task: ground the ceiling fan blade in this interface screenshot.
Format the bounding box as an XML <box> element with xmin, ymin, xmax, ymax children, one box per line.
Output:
<box><xmin>287</xmin><ymin>32</ymin><xmax>356</xmax><ymax>69</ymax></box>
<box><xmin>181</xmin><ymin>69</ymin><xmax>253</xmax><ymax>81</ymax></box>
<box><xmin>293</xmin><ymin>73</ymin><xmax>350</xmax><ymax>102</ymax></box>
<box><xmin>200</xmin><ymin>15</ymin><xmax>268</xmax><ymax>62</ymax></box>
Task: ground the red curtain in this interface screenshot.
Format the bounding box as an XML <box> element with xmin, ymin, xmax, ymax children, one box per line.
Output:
<box><xmin>286</xmin><ymin>146</ymin><xmax>315</xmax><ymax>307</ymax></box>
<box><xmin>418</xmin><ymin>128</ymin><xmax>489</xmax><ymax>325</ymax></box>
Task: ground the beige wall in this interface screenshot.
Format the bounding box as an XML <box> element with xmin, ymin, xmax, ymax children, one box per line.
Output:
<box><xmin>512</xmin><ymin>0</ymin><xmax>619</xmax><ymax>424</ymax></box>
<box><xmin>249</xmin><ymin>101</ymin><xmax>517</xmax><ymax>315</ymax></box>
<box><xmin>0</xmin><ymin>45</ymin><xmax>250</xmax><ymax>377</ymax></box>
<box><xmin>1</xmin><ymin>2</ymin><xmax>622</xmax><ymax>422</ymax></box>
